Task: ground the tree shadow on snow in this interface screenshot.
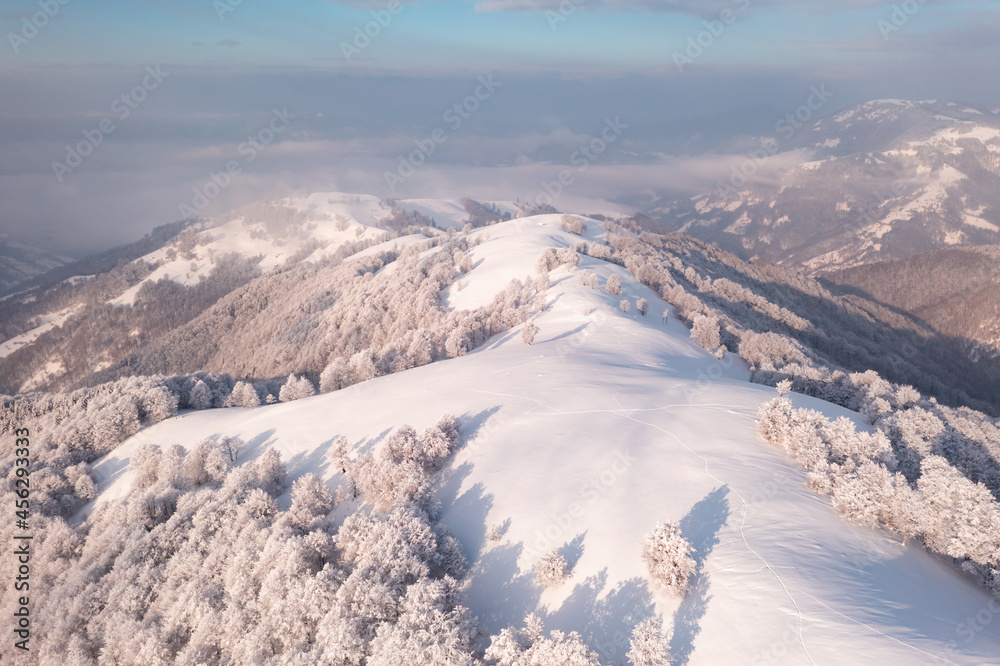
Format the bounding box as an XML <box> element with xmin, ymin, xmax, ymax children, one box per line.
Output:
<box><xmin>477</xmin><ymin>329</ymin><xmax>520</xmax><ymax>351</ymax></box>
<box><xmin>283</xmin><ymin>443</ymin><xmax>337</xmax><ymax>484</ymax></box>
<box><xmin>467</xmin><ymin>541</ymin><xmax>541</xmax><ymax>635</ymax></box>
<box><xmin>91</xmin><ymin>452</ymin><xmax>131</xmax><ymax>489</ymax></box>
<box><xmin>354</xmin><ymin>426</ymin><xmax>393</xmax><ymax>456</ymax></box>
<box><xmin>437</xmin><ymin>463</ymin><xmax>496</xmax><ymax>561</ymax></box>
<box><xmin>671</xmin><ymin>486</ymin><xmax>730</xmax><ymax>665</ymax></box>
<box><xmin>545</xmin><ymin>570</ymin><xmax>656</xmax><ymax>664</ymax></box>
<box><xmin>456</xmin><ymin>406</ymin><xmax>503</xmax><ymax>451</ymax></box>
<box><xmin>559</xmin><ymin>532</ymin><xmax>587</xmax><ymax>573</ymax></box>
<box><xmin>542</xmin><ymin>323</ymin><xmax>589</xmax><ymax>344</ymax></box>
<box><xmin>238</xmin><ymin>428</ymin><xmax>277</xmax><ymax>463</ymax></box>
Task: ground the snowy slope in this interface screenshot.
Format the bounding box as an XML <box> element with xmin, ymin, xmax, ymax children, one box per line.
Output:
<box><xmin>108</xmin><ymin>193</ymin><xmax>523</xmax><ymax>305</ymax></box>
<box><xmin>0</xmin><ymin>304</ymin><xmax>83</xmax><ymax>360</ymax></box>
<box><xmin>111</xmin><ymin>193</ymin><xmax>392</xmax><ymax>306</ymax></box>
<box><xmin>86</xmin><ymin>217</ymin><xmax>1000</xmax><ymax>664</ymax></box>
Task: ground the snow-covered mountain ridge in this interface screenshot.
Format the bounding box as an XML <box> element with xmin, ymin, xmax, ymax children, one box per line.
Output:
<box><xmin>0</xmin><ymin>194</ymin><xmax>523</xmax><ymax>393</ymax></box>
<box><xmin>73</xmin><ymin>216</ymin><xmax>1000</xmax><ymax>664</ymax></box>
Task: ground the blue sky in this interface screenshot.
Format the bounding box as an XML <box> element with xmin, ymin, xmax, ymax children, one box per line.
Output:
<box><xmin>1</xmin><ymin>0</ymin><xmax>999</xmax><ymax>253</ymax></box>
<box><xmin>3</xmin><ymin>0</ymin><xmax>997</xmax><ymax>72</ymax></box>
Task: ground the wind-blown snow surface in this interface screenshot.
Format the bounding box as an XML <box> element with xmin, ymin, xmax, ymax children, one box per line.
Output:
<box><xmin>87</xmin><ymin>218</ymin><xmax>1000</xmax><ymax>664</ymax></box>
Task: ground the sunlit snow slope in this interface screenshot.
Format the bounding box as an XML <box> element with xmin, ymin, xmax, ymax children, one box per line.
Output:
<box><xmin>88</xmin><ymin>217</ymin><xmax>1000</xmax><ymax>665</ymax></box>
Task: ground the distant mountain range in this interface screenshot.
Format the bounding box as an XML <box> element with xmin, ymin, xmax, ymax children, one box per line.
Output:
<box><xmin>0</xmin><ymin>235</ymin><xmax>73</xmax><ymax>295</ymax></box>
<box><xmin>649</xmin><ymin>99</ymin><xmax>1000</xmax><ymax>273</ymax></box>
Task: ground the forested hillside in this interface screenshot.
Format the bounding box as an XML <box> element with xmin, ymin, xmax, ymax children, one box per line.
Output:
<box><xmin>824</xmin><ymin>245</ymin><xmax>1000</xmax><ymax>359</ymax></box>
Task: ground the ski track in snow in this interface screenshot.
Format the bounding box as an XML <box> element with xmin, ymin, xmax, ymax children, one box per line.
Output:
<box><xmin>788</xmin><ymin>586</ymin><xmax>961</xmax><ymax>666</ymax></box>
<box><xmin>618</xmin><ymin>409</ymin><xmax>817</xmax><ymax>666</ymax></box>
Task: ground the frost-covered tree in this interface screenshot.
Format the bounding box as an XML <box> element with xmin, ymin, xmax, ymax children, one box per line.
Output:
<box><xmin>367</xmin><ymin>577</ymin><xmax>479</xmax><ymax>666</ymax></box>
<box><xmin>88</xmin><ymin>395</ymin><xmax>141</xmax><ymax>446</ymax></box>
<box><xmin>690</xmin><ymin>314</ymin><xmax>721</xmax><ymax>351</ymax></box>
<box><xmin>486</xmin><ymin>614</ymin><xmax>600</xmax><ymax>666</ymax></box>
<box><xmin>536</xmin><ymin>248</ymin><xmax>560</xmax><ymax>275</ymax></box>
<box><xmin>561</xmin><ymin>215</ymin><xmax>586</xmax><ymax>235</ymax></box>
<box><xmin>620</xmin><ymin>299</ymin><xmax>631</xmax><ymax>313</ymax></box>
<box><xmin>141</xmin><ymin>386</ymin><xmax>179</xmax><ymax>423</ymax></box>
<box><xmin>158</xmin><ymin>443</ymin><xmax>187</xmax><ymax>488</ymax></box>
<box><xmin>606</xmin><ymin>274</ymin><xmax>622</xmax><ymax>296</ymax></box>
<box><xmin>918</xmin><ymin>455</ymin><xmax>1000</xmax><ymax>565</ymax></box>
<box><xmin>319</xmin><ymin>357</ymin><xmax>350</xmax><ymax>393</ymax></box>
<box><xmin>189</xmin><ymin>379</ymin><xmax>213</xmax><ymax>410</ymax></box>
<box><xmin>756</xmin><ymin>396</ymin><xmax>794</xmax><ymax>448</ymax></box>
<box><xmin>183</xmin><ymin>439</ymin><xmax>229</xmax><ymax>486</ymax></box>
<box><xmin>74</xmin><ymin>473</ymin><xmax>97</xmax><ymax>501</ymax></box>
<box><xmin>832</xmin><ymin>462</ymin><xmax>919</xmax><ymax>540</ymax></box>
<box><xmin>352</xmin><ymin>453</ymin><xmax>428</xmax><ymax>511</ymax></box>
<box><xmin>407</xmin><ymin>331</ymin><xmax>435</xmax><ymax>368</ymax></box>
<box><xmin>420</xmin><ymin>424</ymin><xmax>456</xmax><ymax>471</ymax></box>
<box><xmin>350</xmin><ymin>349</ymin><xmax>381</xmax><ymax>384</ymax></box>
<box><xmin>486</xmin><ymin>521</ymin><xmax>509</xmax><ymax>542</ymax></box>
<box><xmin>287</xmin><ymin>473</ymin><xmax>333</xmax><ymax>530</ymax></box>
<box><xmin>131</xmin><ymin>442</ymin><xmax>162</xmax><ymax>490</ymax></box>
<box><xmin>627</xmin><ymin>616</ymin><xmax>673</xmax><ymax>666</ymax></box>
<box><xmin>221</xmin><ymin>435</ymin><xmax>245</xmax><ymax>462</ymax></box>
<box><xmin>256</xmin><ymin>448</ymin><xmax>288</xmax><ymax>497</ymax></box>
<box><xmin>279</xmin><ymin>374</ymin><xmax>315</xmax><ymax>402</ymax></box>
<box><xmin>385</xmin><ymin>425</ymin><xmax>422</xmax><ymax>465</ymax></box>
<box><xmin>522</xmin><ymin>322</ymin><xmax>539</xmax><ymax>346</ymax></box>
<box><xmin>636</xmin><ymin>298</ymin><xmax>648</xmax><ymax>316</ymax></box>
<box><xmin>228</xmin><ymin>381</ymin><xmax>260</xmax><ymax>408</ymax></box>
<box><xmin>535</xmin><ymin>548</ymin><xmax>570</xmax><ymax>588</ymax></box>
<box><xmin>328</xmin><ymin>435</ymin><xmax>350</xmax><ymax>474</ymax></box>
<box><xmin>642</xmin><ymin>521</ymin><xmax>695</xmax><ymax>595</ymax></box>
